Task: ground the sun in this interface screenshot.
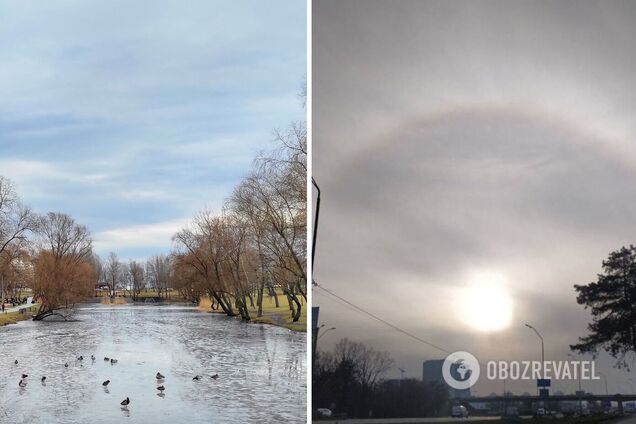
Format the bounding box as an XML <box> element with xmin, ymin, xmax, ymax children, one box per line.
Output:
<box><xmin>457</xmin><ymin>271</ymin><xmax>513</xmax><ymax>332</ymax></box>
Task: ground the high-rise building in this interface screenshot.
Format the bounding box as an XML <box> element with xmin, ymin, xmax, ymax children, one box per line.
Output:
<box><xmin>422</xmin><ymin>359</ymin><xmax>471</xmax><ymax>398</ymax></box>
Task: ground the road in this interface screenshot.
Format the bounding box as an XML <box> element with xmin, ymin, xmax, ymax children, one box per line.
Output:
<box><xmin>319</xmin><ymin>417</ymin><xmax>502</xmax><ymax>424</ymax></box>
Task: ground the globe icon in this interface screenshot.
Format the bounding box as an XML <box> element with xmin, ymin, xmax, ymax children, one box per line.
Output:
<box><xmin>443</xmin><ymin>351</ymin><xmax>480</xmax><ymax>390</ymax></box>
<box><xmin>451</xmin><ymin>359</ymin><xmax>471</xmax><ymax>381</ymax></box>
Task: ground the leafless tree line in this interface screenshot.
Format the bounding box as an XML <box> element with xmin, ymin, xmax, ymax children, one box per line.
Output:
<box><xmin>93</xmin><ymin>251</ymin><xmax>171</xmax><ymax>301</ymax></box>
<box><xmin>0</xmin><ymin>176</ymin><xmax>95</xmax><ymax>319</ymax></box>
<box><xmin>171</xmin><ymin>120</ymin><xmax>307</xmax><ymax>322</ymax></box>
<box><xmin>0</xmin><ymin>116</ymin><xmax>306</xmax><ymax>323</ymax></box>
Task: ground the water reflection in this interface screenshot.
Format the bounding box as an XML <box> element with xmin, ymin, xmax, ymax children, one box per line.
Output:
<box><xmin>0</xmin><ymin>305</ymin><xmax>306</xmax><ymax>423</ymax></box>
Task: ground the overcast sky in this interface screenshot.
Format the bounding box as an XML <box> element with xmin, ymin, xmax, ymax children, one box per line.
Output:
<box><xmin>0</xmin><ymin>0</ymin><xmax>305</xmax><ymax>260</ymax></box>
<box><xmin>313</xmin><ymin>0</ymin><xmax>636</xmax><ymax>395</ymax></box>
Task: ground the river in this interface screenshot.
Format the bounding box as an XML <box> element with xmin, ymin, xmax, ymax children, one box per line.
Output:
<box><xmin>0</xmin><ymin>304</ymin><xmax>306</xmax><ymax>423</ymax></box>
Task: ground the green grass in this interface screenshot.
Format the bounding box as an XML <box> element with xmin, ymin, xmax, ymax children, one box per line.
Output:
<box><xmin>248</xmin><ymin>293</ymin><xmax>307</xmax><ymax>332</ymax></box>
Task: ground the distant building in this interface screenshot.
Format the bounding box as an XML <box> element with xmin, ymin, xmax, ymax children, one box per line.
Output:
<box><xmin>422</xmin><ymin>359</ymin><xmax>471</xmax><ymax>398</ymax></box>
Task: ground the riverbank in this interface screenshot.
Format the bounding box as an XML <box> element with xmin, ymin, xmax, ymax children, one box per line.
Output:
<box><xmin>93</xmin><ymin>290</ymin><xmax>306</xmax><ymax>332</ymax></box>
<box><xmin>200</xmin><ymin>293</ymin><xmax>307</xmax><ymax>332</ymax></box>
<box><xmin>0</xmin><ymin>304</ymin><xmax>39</xmax><ymax>326</ymax></box>
<box><xmin>250</xmin><ymin>293</ymin><xmax>307</xmax><ymax>332</ymax></box>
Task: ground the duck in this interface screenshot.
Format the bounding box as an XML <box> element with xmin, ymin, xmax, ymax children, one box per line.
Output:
<box><xmin>192</xmin><ymin>375</ymin><xmax>202</xmax><ymax>381</ymax></box>
<box><xmin>210</xmin><ymin>374</ymin><xmax>219</xmax><ymax>380</ymax></box>
<box><xmin>77</xmin><ymin>355</ymin><xmax>83</xmax><ymax>361</ymax></box>
<box><xmin>41</xmin><ymin>376</ymin><xmax>46</xmax><ymax>382</ymax></box>
<box><xmin>104</xmin><ymin>357</ymin><xmax>110</xmax><ymax>361</ymax></box>
<box><xmin>21</xmin><ymin>374</ymin><xmax>28</xmax><ymax>379</ymax></box>
<box><xmin>102</xmin><ymin>380</ymin><xmax>110</xmax><ymax>386</ymax></box>
<box><xmin>18</xmin><ymin>379</ymin><xmax>26</xmax><ymax>387</ymax></box>
<box><xmin>157</xmin><ymin>385</ymin><xmax>165</xmax><ymax>391</ymax></box>
<box><xmin>64</xmin><ymin>362</ymin><xmax>69</xmax><ymax>368</ymax></box>
<box><xmin>14</xmin><ymin>360</ymin><xmax>18</xmax><ymax>365</ymax></box>
<box><xmin>91</xmin><ymin>355</ymin><xmax>96</xmax><ymax>361</ymax></box>
<box><xmin>156</xmin><ymin>372</ymin><xmax>165</xmax><ymax>379</ymax></box>
<box><xmin>120</xmin><ymin>397</ymin><xmax>130</xmax><ymax>406</ymax></box>
<box><xmin>110</xmin><ymin>358</ymin><xmax>117</xmax><ymax>364</ymax></box>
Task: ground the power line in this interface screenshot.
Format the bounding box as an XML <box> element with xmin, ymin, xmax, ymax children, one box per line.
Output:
<box><xmin>314</xmin><ymin>283</ymin><xmax>452</xmax><ymax>355</ymax></box>
<box><xmin>314</xmin><ymin>287</ymin><xmax>368</xmax><ymax>316</ymax></box>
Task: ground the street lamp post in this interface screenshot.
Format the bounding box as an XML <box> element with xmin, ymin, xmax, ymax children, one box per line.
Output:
<box><xmin>525</xmin><ymin>323</ymin><xmax>545</xmax><ymax>396</ymax></box>
<box><xmin>317</xmin><ymin>326</ymin><xmax>336</xmax><ymax>340</ymax></box>
<box><xmin>312</xmin><ymin>178</ymin><xmax>321</xmax><ymax>271</ymax></box>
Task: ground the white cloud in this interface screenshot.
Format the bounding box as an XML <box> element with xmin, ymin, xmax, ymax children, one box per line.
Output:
<box><xmin>92</xmin><ymin>218</ymin><xmax>188</xmax><ymax>252</ymax></box>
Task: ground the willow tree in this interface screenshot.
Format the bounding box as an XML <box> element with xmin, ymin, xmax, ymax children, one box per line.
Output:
<box><xmin>173</xmin><ymin>212</ymin><xmax>237</xmax><ymax>317</ymax></box>
<box><xmin>31</xmin><ymin>212</ymin><xmax>95</xmax><ymax>320</ymax></box>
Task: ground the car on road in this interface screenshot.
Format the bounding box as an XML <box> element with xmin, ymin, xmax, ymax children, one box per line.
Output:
<box><xmin>316</xmin><ymin>408</ymin><xmax>332</xmax><ymax>418</ymax></box>
<box><xmin>451</xmin><ymin>405</ymin><xmax>469</xmax><ymax>418</ymax></box>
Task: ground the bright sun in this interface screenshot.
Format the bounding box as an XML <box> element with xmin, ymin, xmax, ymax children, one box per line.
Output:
<box><xmin>458</xmin><ymin>271</ymin><xmax>513</xmax><ymax>332</ymax></box>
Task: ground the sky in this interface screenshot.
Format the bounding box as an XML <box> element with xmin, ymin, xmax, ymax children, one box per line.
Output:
<box><xmin>0</xmin><ymin>0</ymin><xmax>306</xmax><ymax>260</ymax></box>
<box><xmin>313</xmin><ymin>0</ymin><xmax>636</xmax><ymax>395</ymax></box>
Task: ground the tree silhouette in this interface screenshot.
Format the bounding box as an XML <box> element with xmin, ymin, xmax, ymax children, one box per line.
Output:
<box><xmin>572</xmin><ymin>245</ymin><xmax>636</xmax><ymax>367</ymax></box>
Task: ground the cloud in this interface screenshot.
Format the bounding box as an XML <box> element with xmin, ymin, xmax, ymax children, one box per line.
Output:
<box><xmin>0</xmin><ymin>0</ymin><xmax>305</xmax><ymax>259</ymax></box>
<box><xmin>314</xmin><ymin>0</ymin><xmax>636</xmax><ymax>393</ymax></box>
<box><xmin>93</xmin><ymin>219</ymin><xmax>189</xmax><ymax>253</ymax></box>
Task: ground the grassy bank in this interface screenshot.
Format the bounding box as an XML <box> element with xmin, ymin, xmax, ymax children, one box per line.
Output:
<box><xmin>249</xmin><ymin>293</ymin><xmax>307</xmax><ymax>332</ymax></box>
<box><xmin>0</xmin><ymin>305</ymin><xmax>39</xmax><ymax>327</ymax></box>
<box><xmin>199</xmin><ymin>293</ymin><xmax>307</xmax><ymax>332</ymax></box>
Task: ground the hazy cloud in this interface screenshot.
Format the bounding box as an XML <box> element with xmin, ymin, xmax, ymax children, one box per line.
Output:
<box><xmin>314</xmin><ymin>0</ymin><xmax>636</xmax><ymax>394</ymax></box>
<box><xmin>0</xmin><ymin>0</ymin><xmax>306</xmax><ymax>259</ymax></box>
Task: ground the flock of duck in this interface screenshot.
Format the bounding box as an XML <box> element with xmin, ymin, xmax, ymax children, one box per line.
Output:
<box><xmin>13</xmin><ymin>356</ymin><xmax>220</xmax><ymax>408</ymax></box>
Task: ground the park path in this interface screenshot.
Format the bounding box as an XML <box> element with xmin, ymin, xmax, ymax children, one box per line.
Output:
<box><xmin>2</xmin><ymin>297</ymin><xmax>35</xmax><ymax>313</ymax></box>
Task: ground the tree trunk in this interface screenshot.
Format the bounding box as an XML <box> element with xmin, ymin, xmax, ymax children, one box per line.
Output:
<box><xmin>257</xmin><ymin>284</ymin><xmax>264</xmax><ymax>317</ymax></box>
<box><xmin>268</xmin><ymin>285</ymin><xmax>279</xmax><ymax>307</ymax></box>
<box><xmin>288</xmin><ymin>292</ymin><xmax>302</xmax><ymax>322</ymax></box>
<box><xmin>212</xmin><ymin>292</ymin><xmax>236</xmax><ymax>316</ymax></box>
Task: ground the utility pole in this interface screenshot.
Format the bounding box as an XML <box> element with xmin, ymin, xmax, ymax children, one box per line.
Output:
<box><xmin>311</xmin><ymin>178</ymin><xmax>321</xmax><ymax>272</ymax></box>
<box><xmin>525</xmin><ymin>323</ymin><xmax>545</xmax><ymax>399</ymax></box>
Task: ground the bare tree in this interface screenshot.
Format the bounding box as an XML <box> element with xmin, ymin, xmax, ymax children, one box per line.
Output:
<box><xmin>332</xmin><ymin>338</ymin><xmax>394</xmax><ymax>388</ymax></box>
<box><xmin>128</xmin><ymin>260</ymin><xmax>145</xmax><ymax>300</ymax></box>
<box><xmin>146</xmin><ymin>254</ymin><xmax>171</xmax><ymax>299</ymax></box>
<box><xmin>88</xmin><ymin>253</ymin><xmax>104</xmax><ymax>296</ymax></box>
<box><xmin>104</xmin><ymin>252</ymin><xmax>122</xmax><ymax>297</ymax></box>
<box><xmin>0</xmin><ymin>176</ymin><xmax>33</xmax><ymax>297</ymax></box>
